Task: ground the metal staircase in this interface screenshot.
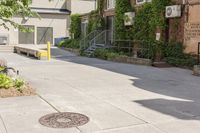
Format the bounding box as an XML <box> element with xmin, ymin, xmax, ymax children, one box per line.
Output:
<box><xmin>80</xmin><ymin>30</ymin><xmax>112</xmax><ymax>55</ymax></box>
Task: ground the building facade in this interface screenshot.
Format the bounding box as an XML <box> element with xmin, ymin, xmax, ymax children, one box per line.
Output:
<box><xmin>0</xmin><ymin>0</ymin><xmax>96</xmax><ymax>45</ymax></box>
<box><xmin>83</xmin><ymin>0</ymin><xmax>200</xmax><ymax>54</ymax></box>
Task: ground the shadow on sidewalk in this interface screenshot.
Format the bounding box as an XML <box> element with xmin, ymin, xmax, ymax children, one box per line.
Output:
<box><xmin>52</xmin><ymin>47</ymin><xmax>200</xmax><ymax>120</ymax></box>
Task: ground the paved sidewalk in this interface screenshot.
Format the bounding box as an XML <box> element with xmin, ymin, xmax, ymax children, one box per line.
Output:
<box><xmin>0</xmin><ymin>48</ymin><xmax>200</xmax><ymax>133</ymax></box>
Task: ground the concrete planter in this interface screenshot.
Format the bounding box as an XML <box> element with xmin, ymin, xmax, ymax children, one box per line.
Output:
<box><xmin>193</xmin><ymin>65</ymin><xmax>200</xmax><ymax>76</ymax></box>
<box><xmin>113</xmin><ymin>56</ymin><xmax>128</xmax><ymax>63</ymax></box>
<box><xmin>109</xmin><ymin>56</ymin><xmax>152</xmax><ymax>66</ymax></box>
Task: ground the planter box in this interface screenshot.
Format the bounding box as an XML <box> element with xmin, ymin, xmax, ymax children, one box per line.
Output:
<box><xmin>193</xmin><ymin>65</ymin><xmax>200</xmax><ymax>76</ymax></box>
<box><xmin>109</xmin><ymin>56</ymin><xmax>152</xmax><ymax>66</ymax></box>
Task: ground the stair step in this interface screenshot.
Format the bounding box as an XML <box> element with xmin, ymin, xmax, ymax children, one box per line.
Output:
<box><xmin>95</xmin><ymin>44</ymin><xmax>105</xmax><ymax>47</ymax></box>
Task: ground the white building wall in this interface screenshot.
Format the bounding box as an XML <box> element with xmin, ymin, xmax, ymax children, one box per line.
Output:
<box><xmin>70</xmin><ymin>0</ymin><xmax>96</xmax><ymax>14</ymax></box>
<box><xmin>0</xmin><ymin>14</ymin><xmax>68</xmax><ymax>45</ymax></box>
<box><xmin>31</xmin><ymin>0</ymin><xmax>67</xmax><ymax>9</ymax></box>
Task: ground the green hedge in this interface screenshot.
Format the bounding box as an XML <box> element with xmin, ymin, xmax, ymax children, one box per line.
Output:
<box><xmin>91</xmin><ymin>49</ymin><xmax>128</xmax><ymax>60</ymax></box>
<box><xmin>163</xmin><ymin>42</ymin><xmax>198</xmax><ymax>68</ymax></box>
<box><xmin>70</xmin><ymin>14</ymin><xmax>81</xmax><ymax>39</ymax></box>
<box><xmin>166</xmin><ymin>57</ymin><xmax>198</xmax><ymax>68</ymax></box>
<box><xmin>58</xmin><ymin>39</ymin><xmax>80</xmax><ymax>49</ymax></box>
<box><xmin>0</xmin><ymin>74</ymin><xmax>25</xmax><ymax>89</ymax></box>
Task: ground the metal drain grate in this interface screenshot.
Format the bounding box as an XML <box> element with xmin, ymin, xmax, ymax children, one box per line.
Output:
<box><xmin>39</xmin><ymin>112</ymin><xmax>89</xmax><ymax>128</ymax></box>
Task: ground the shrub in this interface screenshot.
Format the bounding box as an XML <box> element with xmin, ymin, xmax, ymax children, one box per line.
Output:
<box><xmin>164</xmin><ymin>42</ymin><xmax>198</xmax><ymax>68</ymax></box>
<box><xmin>166</xmin><ymin>56</ymin><xmax>198</xmax><ymax>68</ymax></box>
<box><xmin>0</xmin><ymin>74</ymin><xmax>13</xmax><ymax>89</ymax></box>
<box><xmin>14</xmin><ymin>79</ymin><xmax>25</xmax><ymax>89</ymax></box>
<box><xmin>0</xmin><ymin>74</ymin><xmax>25</xmax><ymax>89</ymax></box>
<box><xmin>58</xmin><ymin>39</ymin><xmax>80</xmax><ymax>49</ymax></box>
<box><xmin>163</xmin><ymin>42</ymin><xmax>185</xmax><ymax>58</ymax></box>
<box><xmin>106</xmin><ymin>52</ymin><xmax>120</xmax><ymax>60</ymax></box>
<box><xmin>93</xmin><ymin>49</ymin><xmax>109</xmax><ymax>60</ymax></box>
<box><xmin>92</xmin><ymin>49</ymin><xmax>128</xmax><ymax>60</ymax></box>
<box><xmin>70</xmin><ymin>14</ymin><xmax>81</xmax><ymax>39</ymax></box>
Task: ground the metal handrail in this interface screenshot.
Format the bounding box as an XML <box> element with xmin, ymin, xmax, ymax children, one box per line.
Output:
<box><xmin>89</xmin><ymin>30</ymin><xmax>111</xmax><ymax>47</ymax></box>
<box><xmin>80</xmin><ymin>30</ymin><xmax>102</xmax><ymax>50</ymax></box>
<box><xmin>111</xmin><ymin>40</ymin><xmax>152</xmax><ymax>59</ymax></box>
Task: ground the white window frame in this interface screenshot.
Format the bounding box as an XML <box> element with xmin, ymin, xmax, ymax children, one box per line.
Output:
<box><xmin>107</xmin><ymin>0</ymin><xmax>115</xmax><ymax>9</ymax></box>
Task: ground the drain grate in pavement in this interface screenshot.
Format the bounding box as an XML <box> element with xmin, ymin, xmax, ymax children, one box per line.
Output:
<box><xmin>39</xmin><ymin>112</ymin><xmax>89</xmax><ymax>128</ymax></box>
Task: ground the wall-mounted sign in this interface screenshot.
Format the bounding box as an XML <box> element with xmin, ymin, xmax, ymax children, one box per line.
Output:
<box><xmin>184</xmin><ymin>22</ymin><xmax>200</xmax><ymax>54</ymax></box>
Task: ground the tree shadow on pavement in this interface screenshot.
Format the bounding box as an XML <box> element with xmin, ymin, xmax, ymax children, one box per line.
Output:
<box><xmin>52</xmin><ymin>48</ymin><xmax>200</xmax><ymax>120</ymax></box>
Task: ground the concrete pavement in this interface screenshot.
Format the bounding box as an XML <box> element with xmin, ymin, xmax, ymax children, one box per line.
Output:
<box><xmin>0</xmin><ymin>47</ymin><xmax>200</xmax><ymax>133</ymax></box>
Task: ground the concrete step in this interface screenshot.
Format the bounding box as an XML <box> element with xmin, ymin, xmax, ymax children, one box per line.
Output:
<box><xmin>0</xmin><ymin>45</ymin><xmax>14</xmax><ymax>52</ymax></box>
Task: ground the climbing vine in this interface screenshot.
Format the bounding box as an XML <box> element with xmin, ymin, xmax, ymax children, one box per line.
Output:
<box><xmin>114</xmin><ymin>0</ymin><xmax>134</xmax><ymax>40</ymax></box>
<box><xmin>70</xmin><ymin>14</ymin><xmax>81</xmax><ymax>39</ymax></box>
<box><xmin>133</xmin><ymin>0</ymin><xmax>171</xmax><ymax>41</ymax></box>
<box><xmin>87</xmin><ymin>0</ymin><xmax>105</xmax><ymax>33</ymax></box>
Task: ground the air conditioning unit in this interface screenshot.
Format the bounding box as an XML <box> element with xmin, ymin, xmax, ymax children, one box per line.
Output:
<box><xmin>136</xmin><ymin>0</ymin><xmax>152</xmax><ymax>5</ymax></box>
<box><xmin>166</xmin><ymin>5</ymin><xmax>181</xmax><ymax>18</ymax></box>
<box><xmin>0</xmin><ymin>36</ymin><xmax>9</xmax><ymax>45</ymax></box>
<box><xmin>124</xmin><ymin>12</ymin><xmax>135</xmax><ymax>26</ymax></box>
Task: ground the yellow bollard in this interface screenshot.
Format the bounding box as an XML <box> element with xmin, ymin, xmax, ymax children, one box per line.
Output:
<box><xmin>47</xmin><ymin>41</ymin><xmax>51</xmax><ymax>61</ymax></box>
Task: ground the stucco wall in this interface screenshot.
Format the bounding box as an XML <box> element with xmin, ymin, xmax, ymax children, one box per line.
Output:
<box><xmin>70</xmin><ymin>0</ymin><xmax>95</xmax><ymax>14</ymax></box>
<box><xmin>0</xmin><ymin>14</ymin><xmax>68</xmax><ymax>45</ymax></box>
<box><xmin>31</xmin><ymin>0</ymin><xmax>67</xmax><ymax>9</ymax></box>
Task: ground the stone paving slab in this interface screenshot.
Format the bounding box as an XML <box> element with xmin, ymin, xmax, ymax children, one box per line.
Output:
<box><xmin>1</xmin><ymin>51</ymin><xmax>200</xmax><ymax>133</ymax></box>
<box><xmin>154</xmin><ymin>119</ymin><xmax>200</xmax><ymax>133</ymax></box>
<box><xmin>94</xmin><ymin>124</ymin><xmax>164</xmax><ymax>133</ymax></box>
<box><xmin>0</xmin><ymin>115</ymin><xmax>7</xmax><ymax>133</ymax></box>
<box><xmin>0</xmin><ymin>96</ymin><xmax>81</xmax><ymax>133</ymax></box>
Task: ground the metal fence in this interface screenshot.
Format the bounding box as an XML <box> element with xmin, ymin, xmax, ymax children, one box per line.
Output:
<box><xmin>111</xmin><ymin>40</ymin><xmax>153</xmax><ymax>59</ymax></box>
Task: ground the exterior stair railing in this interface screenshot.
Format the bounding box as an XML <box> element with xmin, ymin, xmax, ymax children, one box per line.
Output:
<box><xmin>80</xmin><ymin>30</ymin><xmax>102</xmax><ymax>50</ymax></box>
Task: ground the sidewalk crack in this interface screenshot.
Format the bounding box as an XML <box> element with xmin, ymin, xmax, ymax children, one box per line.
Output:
<box><xmin>0</xmin><ymin>115</ymin><xmax>8</xmax><ymax>133</ymax></box>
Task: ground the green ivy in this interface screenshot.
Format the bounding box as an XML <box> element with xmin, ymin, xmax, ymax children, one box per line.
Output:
<box><xmin>87</xmin><ymin>0</ymin><xmax>105</xmax><ymax>33</ymax></box>
<box><xmin>133</xmin><ymin>0</ymin><xmax>171</xmax><ymax>41</ymax></box>
<box><xmin>70</xmin><ymin>14</ymin><xmax>81</xmax><ymax>39</ymax></box>
<box><xmin>114</xmin><ymin>0</ymin><xmax>134</xmax><ymax>40</ymax></box>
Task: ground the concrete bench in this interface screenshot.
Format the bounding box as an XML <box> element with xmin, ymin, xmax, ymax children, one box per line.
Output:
<box><xmin>14</xmin><ymin>46</ymin><xmax>48</xmax><ymax>60</ymax></box>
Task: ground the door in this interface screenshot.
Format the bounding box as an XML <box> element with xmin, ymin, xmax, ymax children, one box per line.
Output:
<box><xmin>81</xmin><ymin>20</ymin><xmax>88</xmax><ymax>37</ymax></box>
<box><xmin>19</xmin><ymin>25</ymin><xmax>34</xmax><ymax>44</ymax></box>
<box><xmin>37</xmin><ymin>27</ymin><xmax>53</xmax><ymax>44</ymax></box>
<box><xmin>107</xmin><ymin>16</ymin><xmax>114</xmax><ymax>43</ymax></box>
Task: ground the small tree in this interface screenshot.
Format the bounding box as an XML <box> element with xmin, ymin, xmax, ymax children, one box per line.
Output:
<box><xmin>0</xmin><ymin>0</ymin><xmax>37</xmax><ymax>30</ymax></box>
<box><xmin>70</xmin><ymin>14</ymin><xmax>81</xmax><ymax>39</ymax></box>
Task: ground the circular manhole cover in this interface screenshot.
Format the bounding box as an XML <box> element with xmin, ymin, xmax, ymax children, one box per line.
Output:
<box><xmin>39</xmin><ymin>112</ymin><xmax>89</xmax><ymax>128</ymax></box>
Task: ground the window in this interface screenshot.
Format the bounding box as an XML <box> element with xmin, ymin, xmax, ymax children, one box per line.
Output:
<box><xmin>19</xmin><ymin>25</ymin><xmax>34</xmax><ymax>44</ymax></box>
<box><xmin>37</xmin><ymin>27</ymin><xmax>53</xmax><ymax>44</ymax></box>
<box><xmin>107</xmin><ymin>0</ymin><xmax>115</xmax><ymax>9</ymax></box>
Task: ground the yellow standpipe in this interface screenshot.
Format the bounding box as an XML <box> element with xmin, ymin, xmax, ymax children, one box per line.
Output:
<box><xmin>47</xmin><ymin>41</ymin><xmax>51</xmax><ymax>61</ymax></box>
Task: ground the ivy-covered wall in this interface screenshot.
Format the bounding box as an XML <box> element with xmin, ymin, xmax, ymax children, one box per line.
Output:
<box><xmin>70</xmin><ymin>14</ymin><xmax>81</xmax><ymax>39</ymax></box>
<box><xmin>114</xmin><ymin>0</ymin><xmax>134</xmax><ymax>40</ymax></box>
<box><xmin>133</xmin><ymin>0</ymin><xmax>171</xmax><ymax>41</ymax></box>
<box><xmin>87</xmin><ymin>0</ymin><xmax>105</xmax><ymax>33</ymax></box>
